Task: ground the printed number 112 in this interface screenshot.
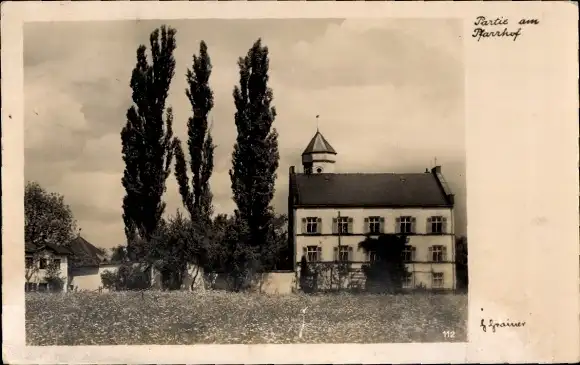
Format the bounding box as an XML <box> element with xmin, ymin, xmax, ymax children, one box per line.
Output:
<box><xmin>443</xmin><ymin>330</ymin><xmax>455</xmax><ymax>338</ymax></box>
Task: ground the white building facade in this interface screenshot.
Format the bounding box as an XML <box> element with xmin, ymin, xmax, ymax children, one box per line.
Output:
<box><xmin>288</xmin><ymin>131</ymin><xmax>457</xmax><ymax>290</ymax></box>
<box><xmin>25</xmin><ymin>243</ymin><xmax>71</xmax><ymax>292</ymax></box>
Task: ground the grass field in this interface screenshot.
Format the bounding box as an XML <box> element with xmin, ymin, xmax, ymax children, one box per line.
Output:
<box><xmin>26</xmin><ymin>291</ymin><xmax>467</xmax><ymax>345</ymax></box>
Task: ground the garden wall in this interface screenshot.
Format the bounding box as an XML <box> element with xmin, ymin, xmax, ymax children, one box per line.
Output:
<box><xmin>205</xmin><ymin>271</ymin><xmax>297</xmax><ymax>294</ymax></box>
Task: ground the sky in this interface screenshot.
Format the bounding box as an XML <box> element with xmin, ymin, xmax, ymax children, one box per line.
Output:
<box><xmin>24</xmin><ymin>18</ymin><xmax>465</xmax><ymax>251</ymax></box>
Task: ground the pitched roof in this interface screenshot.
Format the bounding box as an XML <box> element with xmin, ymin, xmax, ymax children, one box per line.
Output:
<box><xmin>292</xmin><ymin>172</ymin><xmax>452</xmax><ymax>207</ymax></box>
<box><xmin>68</xmin><ymin>235</ymin><xmax>105</xmax><ymax>261</ymax></box>
<box><xmin>302</xmin><ymin>131</ymin><xmax>337</xmax><ymax>155</ymax></box>
<box><xmin>25</xmin><ymin>242</ymin><xmax>73</xmax><ymax>256</ymax></box>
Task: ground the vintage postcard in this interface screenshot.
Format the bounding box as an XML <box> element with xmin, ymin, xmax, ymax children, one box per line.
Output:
<box><xmin>2</xmin><ymin>1</ymin><xmax>579</xmax><ymax>364</ymax></box>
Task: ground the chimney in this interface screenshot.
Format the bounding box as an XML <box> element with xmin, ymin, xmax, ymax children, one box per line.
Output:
<box><xmin>447</xmin><ymin>193</ymin><xmax>455</xmax><ymax>205</ymax></box>
<box><xmin>431</xmin><ymin>165</ymin><xmax>441</xmax><ymax>174</ymax></box>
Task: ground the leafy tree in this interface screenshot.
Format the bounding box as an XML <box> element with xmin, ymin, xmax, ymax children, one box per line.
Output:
<box><xmin>262</xmin><ymin>213</ymin><xmax>289</xmax><ymax>270</ymax></box>
<box><xmin>229</xmin><ymin>39</ymin><xmax>280</xmax><ymax>274</ymax></box>
<box><xmin>121</xmin><ymin>25</ymin><xmax>178</xmax><ymax>255</ymax></box>
<box><xmin>174</xmin><ymin>41</ymin><xmax>215</xmax><ymax>223</ymax></box>
<box><xmin>147</xmin><ymin>210</ymin><xmax>210</xmax><ymax>290</ymax></box>
<box><xmin>25</xmin><ymin>181</ymin><xmax>77</xmax><ymax>247</ymax></box>
<box><xmin>110</xmin><ymin>245</ymin><xmax>130</xmax><ymax>263</ymax></box>
<box><xmin>359</xmin><ymin>234</ymin><xmax>409</xmax><ymax>293</ymax></box>
<box><xmin>215</xmin><ymin>213</ymin><xmax>257</xmax><ymax>291</ymax></box>
<box><xmin>100</xmin><ymin>270</ymin><xmax>118</xmax><ymax>290</ymax></box>
<box><xmin>455</xmin><ymin>236</ymin><xmax>468</xmax><ymax>291</ymax></box>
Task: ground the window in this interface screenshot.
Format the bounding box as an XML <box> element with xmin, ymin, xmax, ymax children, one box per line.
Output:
<box><xmin>303</xmin><ymin>217</ymin><xmax>321</xmax><ymax>234</ymax></box>
<box><xmin>432</xmin><ymin>272</ymin><xmax>444</xmax><ymax>288</ymax></box>
<box><xmin>335</xmin><ymin>246</ymin><xmax>352</xmax><ymax>261</ymax></box>
<box><xmin>403</xmin><ymin>273</ymin><xmax>413</xmax><ymax>288</ymax></box>
<box><xmin>368</xmin><ymin>250</ymin><xmax>379</xmax><ymax>263</ymax></box>
<box><xmin>25</xmin><ymin>282</ymin><xmax>37</xmax><ymax>292</ymax></box>
<box><xmin>397</xmin><ymin>216</ymin><xmax>415</xmax><ymax>234</ymax></box>
<box><xmin>366</xmin><ymin>216</ymin><xmax>384</xmax><ymax>234</ymax></box>
<box><xmin>25</xmin><ymin>257</ymin><xmax>34</xmax><ymax>269</ymax></box>
<box><xmin>52</xmin><ymin>259</ymin><xmax>61</xmax><ymax>269</ymax></box>
<box><xmin>316</xmin><ymin>167</ymin><xmax>323</xmax><ymax>173</ymax></box>
<box><xmin>402</xmin><ymin>245</ymin><xmax>416</xmax><ymax>262</ymax></box>
<box><xmin>39</xmin><ymin>258</ymin><xmax>48</xmax><ymax>270</ymax></box>
<box><xmin>305</xmin><ymin>246</ymin><xmax>321</xmax><ymax>262</ymax></box>
<box><xmin>430</xmin><ymin>245</ymin><xmax>447</xmax><ymax>262</ymax></box>
<box><xmin>333</xmin><ymin>216</ymin><xmax>353</xmax><ymax>234</ymax></box>
<box><xmin>38</xmin><ymin>283</ymin><xmax>48</xmax><ymax>292</ymax></box>
<box><xmin>428</xmin><ymin>216</ymin><xmax>447</xmax><ymax>234</ymax></box>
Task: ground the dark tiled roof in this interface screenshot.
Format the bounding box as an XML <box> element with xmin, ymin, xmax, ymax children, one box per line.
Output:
<box><xmin>293</xmin><ymin>172</ymin><xmax>452</xmax><ymax>207</ymax></box>
<box><xmin>302</xmin><ymin>131</ymin><xmax>337</xmax><ymax>155</ymax></box>
<box><xmin>68</xmin><ymin>235</ymin><xmax>106</xmax><ymax>261</ymax></box>
<box><xmin>25</xmin><ymin>242</ymin><xmax>73</xmax><ymax>255</ymax></box>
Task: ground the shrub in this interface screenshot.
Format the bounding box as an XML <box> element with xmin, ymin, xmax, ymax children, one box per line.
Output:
<box><xmin>44</xmin><ymin>263</ymin><xmax>65</xmax><ymax>293</ymax></box>
<box><xmin>99</xmin><ymin>264</ymin><xmax>150</xmax><ymax>291</ymax></box>
<box><xmin>299</xmin><ymin>255</ymin><xmax>315</xmax><ymax>293</ymax></box>
<box><xmin>100</xmin><ymin>270</ymin><xmax>118</xmax><ymax>290</ymax></box>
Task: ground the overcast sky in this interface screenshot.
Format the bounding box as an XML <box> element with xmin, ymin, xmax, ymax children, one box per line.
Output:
<box><xmin>24</xmin><ymin>18</ymin><xmax>465</xmax><ymax>250</ymax></box>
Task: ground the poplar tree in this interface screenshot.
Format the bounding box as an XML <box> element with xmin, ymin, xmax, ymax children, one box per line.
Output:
<box><xmin>229</xmin><ymin>39</ymin><xmax>280</xmax><ymax>266</ymax></box>
<box><xmin>121</xmin><ymin>25</ymin><xmax>177</xmax><ymax>254</ymax></box>
<box><xmin>174</xmin><ymin>41</ymin><xmax>215</xmax><ymax>223</ymax></box>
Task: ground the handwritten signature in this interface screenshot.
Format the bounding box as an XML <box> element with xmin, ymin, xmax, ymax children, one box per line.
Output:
<box><xmin>480</xmin><ymin>308</ymin><xmax>526</xmax><ymax>333</ymax></box>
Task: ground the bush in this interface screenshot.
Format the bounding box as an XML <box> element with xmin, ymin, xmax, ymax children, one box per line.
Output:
<box><xmin>100</xmin><ymin>270</ymin><xmax>118</xmax><ymax>290</ymax></box>
<box><xmin>299</xmin><ymin>255</ymin><xmax>315</xmax><ymax>293</ymax></box>
<box><xmin>99</xmin><ymin>264</ymin><xmax>150</xmax><ymax>291</ymax></box>
<box><xmin>44</xmin><ymin>263</ymin><xmax>65</xmax><ymax>292</ymax></box>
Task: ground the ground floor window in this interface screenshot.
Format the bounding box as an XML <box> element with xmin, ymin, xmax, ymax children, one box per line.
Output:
<box><xmin>25</xmin><ymin>282</ymin><xmax>38</xmax><ymax>292</ymax></box>
<box><xmin>432</xmin><ymin>272</ymin><xmax>444</xmax><ymax>288</ymax></box>
<box><xmin>403</xmin><ymin>272</ymin><xmax>413</xmax><ymax>288</ymax></box>
<box><xmin>306</xmin><ymin>246</ymin><xmax>321</xmax><ymax>262</ymax></box>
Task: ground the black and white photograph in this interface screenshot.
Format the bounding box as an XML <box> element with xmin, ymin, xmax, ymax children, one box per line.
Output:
<box><xmin>21</xmin><ymin>16</ymin><xmax>468</xmax><ymax>345</ymax></box>
<box><xmin>2</xmin><ymin>2</ymin><xmax>578</xmax><ymax>364</ymax></box>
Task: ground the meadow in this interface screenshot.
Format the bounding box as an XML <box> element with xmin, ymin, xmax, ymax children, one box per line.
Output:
<box><xmin>26</xmin><ymin>291</ymin><xmax>467</xmax><ymax>345</ymax></box>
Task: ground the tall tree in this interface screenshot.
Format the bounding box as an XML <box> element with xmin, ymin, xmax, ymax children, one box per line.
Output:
<box><xmin>25</xmin><ymin>181</ymin><xmax>77</xmax><ymax>247</ymax></box>
<box><xmin>121</xmin><ymin>25</ymin><xmax>177</xmax><ymax>252</ymax></box>
<box><xmin>174</xmin><ymin>41</ymin><xmax>215</xmax><ymax>223</ymax></box>
<box><xmin>229</xmin><ymin>39</ymin><xmax>280</xmax><ymax>264</ymax></box>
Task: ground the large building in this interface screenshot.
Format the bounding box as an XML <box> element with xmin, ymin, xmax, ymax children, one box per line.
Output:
<box><xmin>288</xmin><ymin>130</ymin><xmax>457</xmax><ymax>290</ymax></box>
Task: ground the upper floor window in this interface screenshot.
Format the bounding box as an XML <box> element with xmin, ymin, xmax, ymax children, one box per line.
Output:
<box><xmin>427</xmin><ymin>216</ymin><xmax>447</xmax><ymax>234</ymax></box>
<box><xmin>402</xmin><ymin>245</ymin><xmax>417</xmax><ymax>262</ymax></box>
<box><xmin>396</xmin><ymin>216</ymin><xmax>416</xmax><ymax>234</ymax></box>
<box><xmin>52</xmin><ymin>259</ymin><xmax>61</xmax><ymax>269</ymax></box>
<box><xmin>302</xmin><ymin>217</ymin><xmax>321</xmax><ymax>234</ymax></box>
<box><xmin>303</xmin><ymin>245</ymin><xmax>321</xmax><ymax>262</ymax></box>
<box><xmin>25</xmin><ymin>257</ymin><xmax>34</xmax><ymax>269</ymax></box>
<box><xmin>334</xmin><ymin>245</ymin><xmax>353</xmax><ymax>261</ymax></box>
<box><xmin>333</xmin><ymin>217</ymin><xmax>353</xmax><ymax>234</ymax></box>
<box><xmin>432</xmin><ymin>272</ymin><xmax>444</xmax><ymax>288</ymax></box>
<box><xmin>39</xmin><ymin>258</ymin><xmax>48</xmax><ymax>270</ymax></box>
<box><xmin>365</xmin><ymin>216</ymin><xmax>384</xmax><ymax>234</ymax></box>
<box><xmin>429</xmin><ymin>245</ymin><xmax>447</xmax><ymax>262</ymax></box>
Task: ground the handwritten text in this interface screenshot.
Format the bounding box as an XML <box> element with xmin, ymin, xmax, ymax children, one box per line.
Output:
<box><xmin>472</xmin><ymin>16</ymin><xmax>540</xmax><ymax>42</ymax></box>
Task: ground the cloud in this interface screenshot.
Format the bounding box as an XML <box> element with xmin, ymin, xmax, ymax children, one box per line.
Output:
<box><xmin>24</xmin><ymin>19</ymin><xmax>466</xmax><ymax>249</ymax></box>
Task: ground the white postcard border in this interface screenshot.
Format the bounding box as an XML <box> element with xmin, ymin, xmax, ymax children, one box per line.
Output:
<box><xmin>2</xmin><ymin>1</ymin><xmax>579</xmax><ymax>364</ymax></box>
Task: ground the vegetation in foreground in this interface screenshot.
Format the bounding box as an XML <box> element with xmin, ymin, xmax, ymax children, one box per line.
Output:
<box><xmin>26</xmin><ymin>291</ymin><xmax>467</xmax><ymax>345</ymax></box>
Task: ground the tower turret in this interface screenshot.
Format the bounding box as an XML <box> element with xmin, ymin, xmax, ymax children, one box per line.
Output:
<box><xmin>301</xmin><ymin>130</ymin><xmax>337</xmax><ymax>174</ymax></box>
